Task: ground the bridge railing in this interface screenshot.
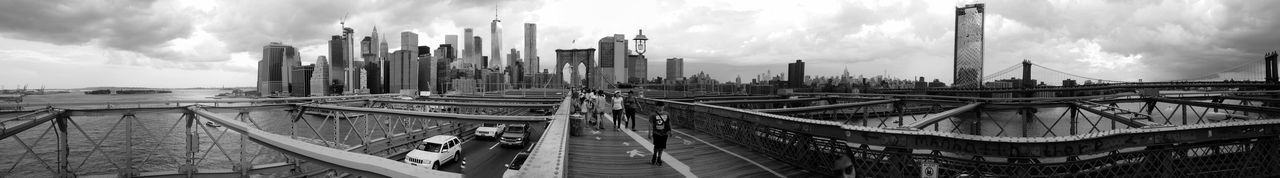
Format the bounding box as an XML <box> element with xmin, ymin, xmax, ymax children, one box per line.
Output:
<box><xmin>0</xmin><ymin>104</ymin><xmax>461</xmax><ymax>177</ymax></box>
<box><xmin>0</xmin><ymin>95</ymin><xmax>568</xmax><ymax>177</ymax></box>
<box><xmin>638</xmin><ymin>95</ymin><xmax>1280</xmax><ymax>177</ymax></box>
<box><xmin>512</xmin><ymin>96</ymin><xmax>573</xmax><ymax>177</ymax></box>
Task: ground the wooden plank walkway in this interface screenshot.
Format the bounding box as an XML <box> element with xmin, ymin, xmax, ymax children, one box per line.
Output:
<box><xmin>566</xmin><ymin>113</ymin><xmax>686</xmax><ymax>177</ymax></box>
<box><xmin>607</xmin><ymin>112</ymin><xmax>820</xmax><ymax>178</ymax></box>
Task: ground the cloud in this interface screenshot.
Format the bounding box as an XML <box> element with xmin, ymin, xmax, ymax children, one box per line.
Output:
<box><xmin>0</xmin><ymin>0</ymin><xmax>201</xmax><ymax>62</ymax></box>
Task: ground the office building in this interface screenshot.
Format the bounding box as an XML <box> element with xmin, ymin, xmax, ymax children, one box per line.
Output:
<box><xmin>508</xmin><ymin>49</ymin><xmax>522</xmax><ymax>83</ymax></box>
<box><xmin>463</xmin><ymin>28</ymin><xmax>474</xmax><ymax>68</ymax></box>
<box><xmin>474</xmin><ymin>36</ymin><xmax>483</xmax><ymax>68</ymax></box>
<box><xmin>327</xmin><ymin>35</ymin><xmax>347</xmax><ymax>93</ymax></box>
<box><xmin>666</xmin><ymin>57</ymin><xmax>684</xmax><ymax>83</ymax></box>
<box><xmin>402</xmin><ymin>31</ymin><xmax>418</xmax><ymax>57</ymax></box>
<box><xmin>626</xmin><ymin>54</ymin><xmax>646</xmax><ymax>83</ymax></box>
<box><xmin>524</xmin><ymin>23</ymin><xmax>538</xmax><ymax>75</ymax></box>
<box><xmin>598</xmin><ymin>35</ymin><xmax>629</xmax><ymax>84</ymax></box>
<box><xmin>491</xmin><ymin>17</ymin><xmax>503</xmax><ymax>71</ymax></box>
<box><xmin>389</xmin><ymin>50</ymin><xmax>419</xmax><ymax>93</ymax></box>
<box><xmin>954</xmin><ymin>3</ymin><xmax>984</xmax><ymax>88</ymax></box>
<box><xmin>290</xmin><ymin>65</ymin><xmax>314</xmax><ymax>97</ymax></box>
<box><xmin>257</xmin><ymin>42</ymin><xmax>300</xmax><ymax>96</ymax></box>
<box><xmin>418</xmin><ymin>46</ymin><xmax>433</xmax><ymax>93</ymax></box>
<box><xmin>788</xmin><ymin>60</ymin><xmax>805</xmax><ymax>87</ymax></box>
<box><xmin>310</xmin><ymin>56</ymin><xmax>330</xmax><ymax>96</ymax></box>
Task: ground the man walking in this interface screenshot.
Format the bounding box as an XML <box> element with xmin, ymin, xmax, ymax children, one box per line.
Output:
<box><xmin>650</xmin><ymin>102</ymin><xmax>671</xmax><ymax>166</ymax></box>
<box><xmin>624</xmin><ymin>91</ymin><xmax>639</xmax><ymax>131</ymax></box>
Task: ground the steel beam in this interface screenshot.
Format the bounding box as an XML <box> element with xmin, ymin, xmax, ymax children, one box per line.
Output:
<box><xmin>372</xmin><ymin>99</ymin><xmax>560</xmax><ymax>108</ymax></box>
<box><xmin>419</xmin><ymin>96</ymin><xmax>562</xmax><ymax>103</ymax></box>
<box><xmin>1072</xmin><ymin>101</ymin><xmax>1157</xmax><ymax>128</ymax></box>
<box><xmin>297</xmin><ymin>104</ymin><xmax>550</xmax><ymax>124</ymax></box>
<box><xmin>755</xmin><ymin>99</ymin><xmax>899</xmax><ymax>114</ymax></box>
<box><xmin>700</xmin><ymin>97</ymin><xmax>824</xmax><ymax>105</ymax></box>
<box><xmin>903</xmin><ymin>102</ymin><xmax>983</xmax><ymax>129</ymax></box>
<box><xmin>0</xmin><ymin>109</ymin><xmax>59</xmax><ymax>140</ymax></box>
<box><xmin>187</xmin><ymin>106</ymin><xmax>457</xmax><ymax>178</ymax></box>
<box><xmin>1153</xmin><ymin>97</ymin><xmax>1280</xmax><ymax>114</ymax></box>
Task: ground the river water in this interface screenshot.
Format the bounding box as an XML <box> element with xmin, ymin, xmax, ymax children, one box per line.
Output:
<box><xmin>0</xmin><ymin>89</ymin><xmax>378</xmax><ymax>177</ymax></box>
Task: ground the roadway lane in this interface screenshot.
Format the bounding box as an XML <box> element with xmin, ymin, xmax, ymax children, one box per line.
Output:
<box><xmin>438</xmin><ymin>122</ymin><xmax>547</xmax><ymax>177</ymax></box>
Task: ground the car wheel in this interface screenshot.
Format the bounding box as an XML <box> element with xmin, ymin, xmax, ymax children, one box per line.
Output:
<box><xmin>432</xmin><ymin>162</ymin><xmax>440</xmax><ymax>170</ymax></box>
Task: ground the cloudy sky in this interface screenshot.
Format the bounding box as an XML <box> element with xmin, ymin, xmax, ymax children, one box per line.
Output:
<box><xmin>1</xmin><ymin>0</ymin><xmax>1278</xmax><ymax>88</ymax></box>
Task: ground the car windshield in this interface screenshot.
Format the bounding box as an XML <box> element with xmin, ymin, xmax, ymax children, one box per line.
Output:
<box><xmin>506</xmin><ymin>126</ymin><xmax>525</xmax><ymax>132</ymax></box>
<box><xmin>482</xmin><ymin>123</ymin><xmax>498</xmax><ymax>127</ymax></box>
<box><xmin>416</xmin><ymin>142</ymin><xmax>443</xmax><ymax>152</ymax></box>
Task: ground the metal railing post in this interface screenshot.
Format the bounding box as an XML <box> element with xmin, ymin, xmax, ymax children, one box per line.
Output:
<box><xmin>55</xmin><ymin>115</ymin><xmax>71</xmax><ymax>178</ymax></box>
<box><xmin>181</xmin><ymin>112</ymin><xmax>198</xmax><ymax>176</ymax></box>
<box><xmin>121</xmin><ymin>114</ymin><xmax>136</xmax><ymax>177</ymax></box>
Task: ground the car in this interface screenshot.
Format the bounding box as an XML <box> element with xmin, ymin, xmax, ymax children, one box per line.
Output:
<box><xmin>499</xmin><ymin>124</ymin><xmax>530</xmax><ymax>148</ymax></box>
<box><xmin>475</xmin><ymin>123</ymin><xmax>505</xmax><ymax>139</ymax></box>
<box><xmin>403</xmin><ymin>135</ymin><xmax>464</xmax><ymax>170</ymax></box>
<box><xmin>502</xmin><ymin>152</ymin><xmax>531</xmax><ymax>178</ymax></box>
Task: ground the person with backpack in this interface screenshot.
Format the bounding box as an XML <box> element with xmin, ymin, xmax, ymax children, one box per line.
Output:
<box><xmin>650</xmin><ymin>102</ymin><xmax>671</xmax><ymax>166</ymax></box>
<box><xmin>624</xmin><ymin>91</ymin><xmax>639</xmax><ymax>131</ymax></box>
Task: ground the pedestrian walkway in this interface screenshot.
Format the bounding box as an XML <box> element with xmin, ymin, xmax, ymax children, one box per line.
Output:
<box><xmin>566</xmin><ymin>113</ymin><xmax>690</xmax><ymax>177</ymax></box>
<box><xmin>625</xmin><ymin>113</ymin><xmax>822</xmax><ymax>177</ymax></box>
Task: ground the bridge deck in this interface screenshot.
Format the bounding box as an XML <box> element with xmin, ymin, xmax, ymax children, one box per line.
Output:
<box><xmin>567</xmin><ymin>117</ymin><xmax>686</xmax><ymax>177</ymax></box>
<box><xmin>628</xmin><ymin>113</ymin><xmax>819</xmax><ymax>177</ymax></box>
<box><xmin>566</xmin><ymin>110</ymin><xmax>819</xmax><ymax>177</ymax></box>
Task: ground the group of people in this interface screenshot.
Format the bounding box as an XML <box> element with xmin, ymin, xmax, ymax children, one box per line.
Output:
<box><xmin>569</xmin><ymin>87</ymin><xmax>672</xmax><ymax>166</ymax></box>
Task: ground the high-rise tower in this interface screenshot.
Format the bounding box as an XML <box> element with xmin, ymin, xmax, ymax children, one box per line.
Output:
<box><xmin>954</xmin><ymin>3</ymin><xmax>984</xmax><ymax>88</ymax></box>
<box><xmin>491</xmin><ymin>16</ymin><xmax>503</xmax><ymax>72</ymax></box>
<box><xmin>524</xmin><ymin>23</ymin><xmax>538</xmax><ymax>75</ymax></box>
<box><xmin>463</xmin><ymin>28</ymin><xmax>474</xmax><ymax>68</ymax></box>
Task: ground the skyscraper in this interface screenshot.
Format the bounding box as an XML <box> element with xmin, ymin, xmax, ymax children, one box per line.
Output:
<box><xmin>290</xmin><ymin>64</ymin><xmax>313</xmax><ymax>97</ymax></box>
<box><xmin>258</xmin><ymin>42</ymin><xmax>299</xmax><ymax>96</ymax></box>
<box><xmin>446</xmin><ymin>35</ymin><xmax>458</xmax><ymax>64</ymax></box>
<box><xmin>402</xmin><ymin>31</ymin><xmax>418</xmax><ymax>57</ymax></box>
<box><xmin>491</xmin><ymin>17</ymin><xmax>503</xmax><ymax>71</ymax></box>
<box><xmin>666</xmin><ymin>58</ymin><xmax>684</xmax><ymax>84</ymax></box>
<box><xmin>463</xmin><ymin>28</ymin><xmax>474</xmax><ymax>68</ymax></box>
<box><xmin>310</xmin><ymin>56</ymin><xmax>330</xmax><ymax>96</ymax></box>
<box><xmin>598</xmin><ymin>35</ymin><xmax>628</xmax><ymax>85</ymax></box>
<box><xmin>954</xmin><ymin>3</ymin><xmax>984</xmax><ymax>88</ymax></box>
<box><xmin>626</xmin><ymin>54</ymin><xmax>646</xmax><ymax>83</ymax></box>
<box><xmin>524</xmin><ymin>23</ymin><xmax>538</xmax><ymax>75</ymax></box>
<box><xmin>389</xmin><ymin>50</ymin><xmax>419</xmax><ymax>93</ymax></box>
<box><xmin>418</xmin><ymin>46</ymin><xmax>432</xmax><ymax>93</ymax></box>
<box><xmin>343</xmin><ymin>27</ymin><xmax>356</xmax><ymax>93</ymax></box>
<box><xmin>474</xmin><ymin>36</ymin><xmax>483</xmax><ymax>68</ymax></box>
<box><xmin>327</xmin><ymin>35</ymin><xmax>347</xmax><ymax>92</ymax></box>
<box><xmin>508</xmin><ymin>48</ymin><xmax>521</xmax><ymax>83</ymax></box>
<box><xmin>788</xmin><ymin>60</ymin><xmax>805</xmax><ymax>87</ymax></box>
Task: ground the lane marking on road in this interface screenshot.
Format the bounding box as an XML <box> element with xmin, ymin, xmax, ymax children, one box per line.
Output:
<box><xmin>489</xmin><ymin>142</ymin><xmax>500</xmax><ymax>150</ymax></box>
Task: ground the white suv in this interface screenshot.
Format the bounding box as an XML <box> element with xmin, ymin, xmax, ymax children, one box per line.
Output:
<box><xmin>404</xmin><ymin>135</ymin><xmax>464</xmax><ymax>170</ymax></box>
<box><xmin>475</xmin><ymin>123</ymin><xmax>505</xmax><ymax>139</ymax></box>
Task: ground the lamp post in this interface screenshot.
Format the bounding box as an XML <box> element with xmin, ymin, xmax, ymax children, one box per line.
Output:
<box><xmin>634</xmin><ymin>30</ymin><xmax>648</xmax><ymax>87</ymax></box>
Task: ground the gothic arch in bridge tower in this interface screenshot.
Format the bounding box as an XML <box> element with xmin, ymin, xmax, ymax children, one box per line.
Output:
<box><xmin>555</xmin><ymin>49</ymin><xmax>597</xmax><ymax>88</ymax></box>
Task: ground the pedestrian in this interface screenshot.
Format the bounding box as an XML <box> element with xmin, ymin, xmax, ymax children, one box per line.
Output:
<box><xmin>650</xmin><ymin>102</ymin><xmax>671</xmax><ymax>166</ymax></box>
<box><xmin>584</xmin><ymin>91</ymin><xmax>598</xmax><ymax>129</ymax></box>
<box><xmin>595</xmin><ymin>91</ymin><xmax>609</xmax><ymax>130</ymax></box>
<box><xmin>624</xmin><ymin>91</ymin><xmax>638</xmax><ymax>131</ymax></box>
<box><xmin>612</xmin><ymin>91</ymin><xmax>625</xmax><ymax>130</ymax></box>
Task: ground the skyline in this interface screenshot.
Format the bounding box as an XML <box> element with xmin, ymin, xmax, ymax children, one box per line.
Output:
<box><xmin>2</xmin><ymin>0</ymin><xmax>1280</xmax><ymax>88</ymax></box>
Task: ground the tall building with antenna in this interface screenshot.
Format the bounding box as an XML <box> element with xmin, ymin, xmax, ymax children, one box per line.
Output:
<box><xmin>491</xmin><ymin>11</ymin><xmax>504</xmax><ymax>72</ymax></box>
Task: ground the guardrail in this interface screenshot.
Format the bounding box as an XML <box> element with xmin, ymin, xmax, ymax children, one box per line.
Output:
<box><xmin>0</xmin><ymin>94</ymin><xmax>403</xmax><ymax>110</ymax></box>
<box><xmin>513</xmin><ymin>96</ymin><xmax>571</xmax><ymax>177</ymax></box>
<box><xmin>638</xmin><ymin>95</ymin><xmax>1280</xmax><ymax>177</ymax></box>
